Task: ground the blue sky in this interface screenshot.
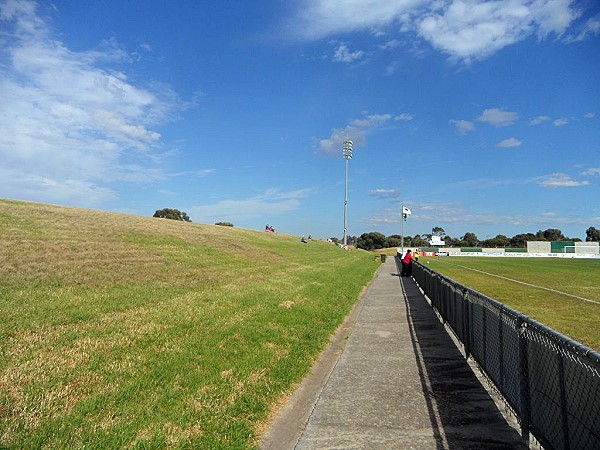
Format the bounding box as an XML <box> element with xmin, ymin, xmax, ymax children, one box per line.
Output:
<box><xmin>1</xmin><ymin>0</ymin><xmax>599</xmax><ymax>240</ymax></box>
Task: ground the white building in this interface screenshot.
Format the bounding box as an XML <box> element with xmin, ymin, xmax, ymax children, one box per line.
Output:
<box><xmin>428</xmin><ymin>236</ymin><xmax>446</xmax><ymax>246</ymax></box>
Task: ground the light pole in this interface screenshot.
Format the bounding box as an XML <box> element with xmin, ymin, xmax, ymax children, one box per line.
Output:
<box><xmin>342</xmin><ymin>138</ymin><xmax>353</xmax><ymax>247</ymax></box>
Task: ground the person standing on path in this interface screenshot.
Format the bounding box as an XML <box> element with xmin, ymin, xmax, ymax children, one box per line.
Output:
<box><xmin>401</xmin><ymin>249</ymin><xmax>413</xmax><ymax>277</ymax></box>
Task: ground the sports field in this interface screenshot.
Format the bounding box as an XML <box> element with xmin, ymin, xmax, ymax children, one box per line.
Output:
<box><xmin>420</xmin><ymin>256</ymin><xmax>600</xmax><ymax>352</ymax></box>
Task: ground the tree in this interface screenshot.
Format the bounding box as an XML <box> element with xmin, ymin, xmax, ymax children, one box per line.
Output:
<box><xmin>510</xmin><ymin>233</ymin><xmax>536</xmax><ymax>248</ymax></box>
<box><xmin>432</xmin><ymin>226</ymin><xmax>446</xmax><ymax>237</ymax></box>
<box><xmin>404</xmin><ymin>234</ymin><xmax>428</xmax><ymax>247</ymax></box>
<box><xmin>482</xmin><ymin>234</ymin><xmax>510</xmax><ymax>248</ymax></box>
<box><xmin>462</xmin><ymin>232</ymin><xmax>479</xmax><ymax>247</ymax></box>
<box><xmin>539</xmin><ymin>228</ymin><xmax>566</xmax><ymax>241</ymax></box>
<box><xmin>356</xmin><ymin>232</ymin><xmax>386</xmax><ymax>250</ymax></box>
<box><xmin>442</xmin><ymin>236</ymin><xmax>460</xmax><ymax>247</ymax></box>
<box><xmin>586</xmin><ymin>227</ymin><xmax>600</xmax><ymax>242</ymax></box>
<box><xmin>153</xmin><ymin>208</ymin><xmax>191</xmax><ymax>222</ymax></box>
<box><xmin>386</xmin><ymin>235</ymin><xmax>402</xmax><ymax>248</ymax></box>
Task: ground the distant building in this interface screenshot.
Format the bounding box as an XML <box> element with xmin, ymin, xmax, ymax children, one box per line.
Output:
<box><xmin>428</xmin><ymin>236</ymin><xmax>446</xmax><ymax>246</ymax></box>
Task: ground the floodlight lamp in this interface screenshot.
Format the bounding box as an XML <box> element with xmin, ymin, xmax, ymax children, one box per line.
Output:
<box><xmin>343</xmin><ymin>139</ymin><xmax>353</xmax><ymax>159</ymax></box>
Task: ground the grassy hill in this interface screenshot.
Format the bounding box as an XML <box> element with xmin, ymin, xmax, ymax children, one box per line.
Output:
<box><xmin>0</xmin><ymin>199</ymin><xmax>379</xmax><ymax>449</ymax></box>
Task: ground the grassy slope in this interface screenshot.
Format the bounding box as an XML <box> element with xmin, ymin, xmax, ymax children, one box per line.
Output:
<box><xmin>422</xmin><ymin>256</ymin><xmax>600</xmax><ymax>351</ymax></box>
<box><xmin>0</xmin><ymin>199</ymin><xmax>379</xmax><ymax>449</ymax></box>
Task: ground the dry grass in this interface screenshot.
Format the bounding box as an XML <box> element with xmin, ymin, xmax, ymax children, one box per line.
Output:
<box><xmin>0</xmin><ymin>199</ymin><xmax>378</xmax><ymax>449</ymax></box>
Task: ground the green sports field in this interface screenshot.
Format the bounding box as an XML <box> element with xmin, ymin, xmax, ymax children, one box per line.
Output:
<box><xmin>420</xmin><ymin>256</ymin><xmax>600</xmax><ymax>352</ymax></box>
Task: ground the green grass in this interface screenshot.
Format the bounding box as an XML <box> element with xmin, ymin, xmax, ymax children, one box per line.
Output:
<box><xmin>0</xmin><ymin>199</ymin><xmax>379</xmax><ymax>449</ymax></box>
<box><xmin>421</xmin><ymin>256</ymin><xmax>600</xmax><ymax>351</ymax></box>
<box><xmin>372</xmin><ymin>247</ymin><xmax>400</xmax><ymax>257</ymax></box>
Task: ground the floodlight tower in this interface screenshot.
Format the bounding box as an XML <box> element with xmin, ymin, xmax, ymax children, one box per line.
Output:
<box><xmin>342</xmin><ymin>138</ymin><xmax>353</xmax><ymax>247</ymax></box>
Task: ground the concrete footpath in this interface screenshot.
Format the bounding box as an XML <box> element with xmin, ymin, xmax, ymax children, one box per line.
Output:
<box><xmin>260</xmin><ymin>257</ymin><xmax>527</xmax><ymax>449</ymax></box>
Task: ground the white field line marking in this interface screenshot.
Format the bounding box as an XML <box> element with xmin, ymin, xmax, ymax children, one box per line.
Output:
<box><xmin>437</xmin><ymin>260</ymin><xmax>600</xmax><ymax>306</ymax></box>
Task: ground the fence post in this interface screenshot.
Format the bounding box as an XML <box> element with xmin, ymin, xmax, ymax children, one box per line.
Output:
<box><xmin>558</xmin><ymin>353</ymin><xmax>570</xmax><ymax>450</ymax></box>
<box><xmin>498</xmin><ymin>306</ymin><xmax>504</xmax><ymax>392</ymax></box>
<box><xmin>440</xmin><ymin>278</ymin><xmax>447</xmax><ymax>325</ymax></box>
<box><xmin>482</xmin><ymin>300</ymin><xmax>487</xmax><ymax>369</ymax></box>
<box><xmin>463</xmin><ymin>289</ymin><xmax>471</xmax><ymax>359</ymax></box>
<box><xmin>517</xmin><ymin>317</ymin><xmax>530</xmax><ymax>443</ymax></box>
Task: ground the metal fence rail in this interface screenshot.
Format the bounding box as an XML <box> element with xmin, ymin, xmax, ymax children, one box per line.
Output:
<box><xmin>410</xmin><ymin>260</ymin><xmax>600</xmax><ymax>450</ymax></box>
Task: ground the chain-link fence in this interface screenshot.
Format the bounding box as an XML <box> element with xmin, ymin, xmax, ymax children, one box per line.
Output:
<box><xmin>411</xmin><ymin>261</ymin><xmax>600</xmax><ymax>450</ymax></box>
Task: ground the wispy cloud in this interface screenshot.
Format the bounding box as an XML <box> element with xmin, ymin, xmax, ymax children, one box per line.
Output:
<box><xmin>553</xmin><ymin>117</ymin><xmax>569</xmax><ymax>126</ymax></box>
<box><xmin>538</xmin><ymin>173</ymin><xmax>590</xmax><ymax>188</ymax></box>
<box><xmin>450</xmin><ymin>119</ymin><xmax>475</xmax><ymax>135</ymax></box>
<box><xmin>190</xmin><ymin>188</ymin><xmax>315</xmax><ymax>222</ymax></box>
<box><xmin>497</xmin><ymin>137</ymin><xmax>522</xmax><ymax>148</ymax></box>
<box><xmin>369</xmin><ymin>189</ymin><xmax>400</xmax><ymax>199</ymax></box>
<box><xmin>364</xmin><ymin>199</ymin><xmax>598</xmax><ymax>230</ymax></box>
<box><xmin>0</xmin><ymin>0</ymin><xmax>186</xmax><ymax>206</ymax></box>
<box><xmin>315</xmin><ymin>112</ymin><xmax>406</xmax><ymax>156</ymax></box>
<box><xmin>332</xmin><ymin>43</ymin><xmax>365</xmax><ymax>63</ymax></box>
<box><xmin>530</xmin><ymin>115</ymin><xmax>551</xmax><ymax>125</ymax></box>
<box><xmin>581</xmin><ymin>167</ymin><xmax>600</xmax><ymax>176</ymax></box>
<box><xmin>564</xmin><ymin>15</ymin><xmax>600</xmax><ymax>42</ymax></box>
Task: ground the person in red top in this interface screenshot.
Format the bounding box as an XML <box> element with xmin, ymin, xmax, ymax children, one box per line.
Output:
<box><xmin>401</xmin><ymin>249</ymin><xmax>413</xmax><ymax>277</ymax></box>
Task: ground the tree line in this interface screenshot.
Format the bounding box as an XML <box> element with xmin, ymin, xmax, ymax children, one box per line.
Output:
<box><xmin>341</xmin><ymin>226</ymin><xmax>600</xmax><ymax>251</ymax></box>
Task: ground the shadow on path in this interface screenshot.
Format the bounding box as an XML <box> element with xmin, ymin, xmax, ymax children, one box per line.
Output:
<box><xmin>398</xmin><ymin>260</ymin><xmax>526</xmax><ymax>449</ymax></box>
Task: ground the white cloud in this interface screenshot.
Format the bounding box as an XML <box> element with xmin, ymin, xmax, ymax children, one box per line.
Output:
<box><xmin>450</xmin><ymin>119</ymin><xmax>475</xmax><ymax>134</ymax></box>
<box><xmin>349</xmin><ymin>113</ymin><xmax>392</xmax><ymax>128</ymax></box>
<box><xmin>585</xmin><ymin>112</ymin><xmax>596</xmax><ymax>118</ymax></box>
<box><xmin>553</xmin><ymin>117</ymin><xmax>569</xmax><ymax>126</ymax></box>
<box><xmin>289</xmin><ymin>0</ymin><xmax>423</xmax><ymax>40</ymax></box>
<box><xmin>395</xmin><ymin>113</ymin><xmax>414</xmax><ymax>121</ymax></box>
<box><xmin>0</xmin><ymin>168</ymin><xmax>118</xmax><ymax>206</ymax></box>
<box><xmin>529</xmin><ymin>115</ymin><xmax>551</xmax><ymax>125</ymax></box>
<box><xmin>528</xmin><ymin>0</ymin><xmax>579</xmax><ymax>37</ymax></box>
<box><xmin>288</xmin><ymin>0</ymin><xmax>582</xmax><ymax>61</ymax></box>
<box><xmin>333</xmin><ymin>43</ymin><xmax>365</xmax><ymax>63</ymax></box>
<box><xmin>497</xmin><ymin>137</ymin><xmax>522</xmax><ymax>148</ymax></box>
<box><xmin>315</xmin><ymin>112</ymin><xmax>400</xmax><ymax>156</ymax></box>
<box><xmin>477</xmin><ymin>108</ymin><xmax>518</xmax><ymax>127</ymax></box>
<box><xmin>0</xmin><ymin>0</ymin><xmax>184</xmax><ymax>206</ymax></box>
<box><xmin>316</xmin><ymin>128</ymin><xmax>366</xmax><ymax>157</ymax></box>
<box><xmin>418</xmin><ymin>1</ymin><xmax>532</xmax><ymax>61</ymax></box>
<box><xmin>190</xmin><ymin>188</ymin><xmax>315</xmax><ymax>222</ymax></box>
<box><xmin>538</xmin><ymin>173</ymin><xmax>590</xmax><ymax>188</ymax></box>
